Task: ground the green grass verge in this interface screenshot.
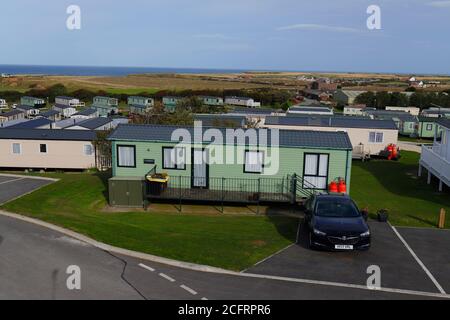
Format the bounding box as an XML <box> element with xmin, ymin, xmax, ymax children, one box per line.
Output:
<box><xmin>0</xmin><ymin>172</ymin><xmax>297</xmax><ymax>271</ymax></box>
<box><xmin>351</xmin><ymin>151</ymin><xmax>450</xmax><ymax>228</ymax></box>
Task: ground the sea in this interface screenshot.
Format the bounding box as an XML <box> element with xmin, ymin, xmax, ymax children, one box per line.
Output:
<box><xmin>0</xmin><ymin>65</ymin><xmax>249</xmax><ymax>77</ymax></box>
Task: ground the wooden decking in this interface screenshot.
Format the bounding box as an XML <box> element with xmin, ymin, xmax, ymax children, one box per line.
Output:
<box><xmin>147</xmin><ymin>187</ymin><xmax>293</xmax><ymax>204</ymax></box>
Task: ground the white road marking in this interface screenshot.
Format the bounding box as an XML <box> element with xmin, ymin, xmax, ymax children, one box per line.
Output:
<box><xmin>159</xmin><ymin>273</ymin><xmax>176</xmax><ymax>283</ymax></box>
<box><xmin>241</xmin><ymin>244</ymin><xmax>295</xmax><ymax>273</ymax></box>
<box><xmin>389</xmin><ymin>223</ymin><xmax>446</xmax><ymax>295</ymax></box>
<box><xmin>241</xmin><ymin>272</ymin><xmax>450</xmax><ymax>299</ymax></box>
<box><xmin>0</xmin><ymin>178</ymin><xmax>25</xmax><ymax>185</ymax></box>
<box><xmin>180</xmin><ymin>285</ymin><xmax>198</xmax><ymax>295</ymax></box>
<box><xmin>201</xmin><ymin>297</ymin><xmax>208</xmax><ymax>300</ymax></box>
<box><xmin>139</xmin><ymin>263</ymin><xmax>155</xmax><ymax>272</ymax></box>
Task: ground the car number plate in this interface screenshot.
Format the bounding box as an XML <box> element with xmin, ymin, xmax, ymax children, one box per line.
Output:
<box><xmin>335</xmin><ymin>245</ymin><xmax>354</xmax><ymax>250</ymax></box>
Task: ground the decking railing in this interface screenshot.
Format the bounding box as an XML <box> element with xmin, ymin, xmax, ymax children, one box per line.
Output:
<box><xmin>145</xmin><ymin>173</ymin><xmax>322</xmax><ymax>205</ymax></box>
<box><xmin>421</xmin><ymin>145</ymin><xmax>450</xmax><ymax>184</ymax></box>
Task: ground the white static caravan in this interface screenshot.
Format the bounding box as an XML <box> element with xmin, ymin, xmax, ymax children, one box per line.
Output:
<box><xmin>263</xmin><ymin>116</ymin><xmax>399</xmax><ymax>159</ymax></box>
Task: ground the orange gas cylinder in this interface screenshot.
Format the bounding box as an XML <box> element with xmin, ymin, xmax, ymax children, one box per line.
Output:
<box><xmin>387</xmin><ymin>144</ymin><xmax>394</xmax><ymax>160</ymax></box>
<box><xmin>329</xmin><ymin>181</ymin><xmax>338</xmax><ymax>193</ymax></box>
<box><xmin>338</xmin><ymin>179</ymin><xmax>347</xmax><ymax>194</ymax></box>
<box><xmin>391</xmin><ymin>145</ymin><xmax>398</xmax><ymax>159</ymax></box>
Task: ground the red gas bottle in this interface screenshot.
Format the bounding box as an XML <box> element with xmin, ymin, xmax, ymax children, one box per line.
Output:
<box><xmin>329</xmin><ymin>181</ymin><xmax>338</xmax><ymax>193</ymax></box>
<box><xmin>338</xmin><ymin>179</ymin><xmax>347</xmax><ymax>194</ymax></box>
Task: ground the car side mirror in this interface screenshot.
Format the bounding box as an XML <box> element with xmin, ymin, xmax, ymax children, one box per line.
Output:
<box><xmin>361</xmin><ymin>210</ymin><xmax>369</xmax><ymax>221</ymax></box>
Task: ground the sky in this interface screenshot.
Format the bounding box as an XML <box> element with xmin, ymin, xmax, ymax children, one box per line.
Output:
<box><xmin>0</xmin><ymin>0</ymin><xmax>449</xmax><ymax>74</ymax></box>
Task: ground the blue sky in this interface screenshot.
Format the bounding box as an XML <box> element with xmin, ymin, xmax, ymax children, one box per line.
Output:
<box><xmin>0</xmin><ymin>0</ymin><xmax>449</xmax><ymax>74</ymax></box>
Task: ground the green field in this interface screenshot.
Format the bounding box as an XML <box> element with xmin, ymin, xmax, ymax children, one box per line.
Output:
<box><xmin>351</xmin><ymin>151</ymin><xmax>450</xmax><ymax>228</ymax></box>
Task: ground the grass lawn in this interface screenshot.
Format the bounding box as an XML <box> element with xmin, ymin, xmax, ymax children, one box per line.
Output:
<box><xmin>351</xmin><ymin>151</ymin><xmax>450</xmax><ymax>228</ymax></box>
<box><xmin>0</xmin><ymin>172</ymin><xmax>297</xmax><ymax>271</ymax></box>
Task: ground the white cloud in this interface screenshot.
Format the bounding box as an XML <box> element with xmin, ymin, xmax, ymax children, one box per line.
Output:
<box><xmin>277</xmin><ymin>23</ymin><xmax>361</xmax><ymax>33</ymax></box>
<box><xmin>428</xmin><ymin>1</ymin><xmax>450</xmax><ymax>7</ymax></box>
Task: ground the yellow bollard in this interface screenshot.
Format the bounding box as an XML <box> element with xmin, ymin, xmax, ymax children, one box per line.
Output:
<box><xmin>438</xmin><ymin>208</ymin><xmax>446</xmax><ymax>229</ymax></box>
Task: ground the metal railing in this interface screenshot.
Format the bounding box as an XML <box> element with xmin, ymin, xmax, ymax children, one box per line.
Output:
<box><xmin>421</xmin><ymin>145</ymin><xmax>450</xmax><ymax>183</ymax></box>
<box><xmin>144</xmin><ymin>173</ymin><xmax>323</xmax><ymax>205</ymax></box>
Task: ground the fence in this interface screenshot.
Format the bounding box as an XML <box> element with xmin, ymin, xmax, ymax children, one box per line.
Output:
<box><xmin>145</xmin><ymin>174</ymin><xmax>319</xmax><ymax>205</ymax></box>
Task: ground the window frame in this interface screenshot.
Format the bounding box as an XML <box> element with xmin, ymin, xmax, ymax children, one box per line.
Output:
<box><xmin>116</xmin><ymin>144</ymin><xmax>136</xmax><ymax>168</ymax></box>
<box><xmin>84</xmin><ymin>144</ymin><xmax>94</xmax><ymax>156</ymax></box>
<box><xmin>302</xmin><ymin>153</ymin><xmax>330</xmax><ymax>190</ymax></box>
<box><xmin>243</xmin><ymin>150</ymin><xmax>265</xmax><ymax>174</ymax></box>
<box><xmin>12</xmin><ymin>143</ymin><xmax>22</xmax><ymax>155</ymax></box>
<box><xmin>369</xmin><ymin>131</ymin><xmax>384</xmax><ymax>144</ymax></box>
<box><xmin>39</xmin><ymin>144</ymin><xmax>48</xmax><ymax>154</ymax></box>
<box><xmin>162</xmin><ymin>146</ymin><xmax>186</xmax><ymax>171</ymax></box>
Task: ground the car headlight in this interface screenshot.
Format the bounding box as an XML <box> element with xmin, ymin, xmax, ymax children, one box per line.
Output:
<box><xmin>360</xmin><ymin>230</ymin><xmax>371</xmax><ymax>237</ymax></box>
<box><xmin>313</xmin><ymin>228</ymin><xmax>327</xmax><ymax>236</ymax></box>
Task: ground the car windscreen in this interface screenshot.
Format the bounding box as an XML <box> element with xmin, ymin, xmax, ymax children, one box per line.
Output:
<box><xmin>315</xmin><ymin>199</ymin><xmax>361</xmax><ymax>218</ymax></box>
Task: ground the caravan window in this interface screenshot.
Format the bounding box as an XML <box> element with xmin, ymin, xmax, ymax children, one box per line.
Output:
<box><xmin>117</xmin><ymin>145</ymin><xmax>136</xmax><ymax>168</ymax></box>
<box><xmin>163</xmin><ymin>147</ymin><xmax>186</xmax><ymax>170</ymax></box>
<box><xmin>303</xmin><ymin>153</ymin><xmax>329</xmax><ymax>190</ymax></box>
<box><xmin>244</xmin><ymin>151</ymin><xmax>264</xmax><ymax>174</ymax></box>
<box><xmin>369</xmin><ymin>132</ymin><xmax>384</xmax><ymax>143</ymax></box>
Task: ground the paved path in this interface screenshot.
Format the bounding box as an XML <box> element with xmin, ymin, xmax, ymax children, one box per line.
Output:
<box><xmin>399</xmin><ymin>142</ymin><xmax>422</xmax><ymax>154</ymax></box>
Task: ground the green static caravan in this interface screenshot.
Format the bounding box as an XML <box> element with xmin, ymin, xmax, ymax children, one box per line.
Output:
<box><xmin>93</xmin><ymin>104</ymin><xmax>119</xmax><ymax>117</ymax></box>
<box><xmin>162</xmin><ymin>96</ymin><xmax>182</xmax><ymax>113</ymax></box>
<box><xmin>128</xmin><ymin>96</ymin><xmax>154</xmax><ymax>115</ymax></box>
<box><xmin>20</xmin><ymin>96</ymin><xmax>46</xmax><ymax>108</ymax></box>
<box><xmin>93</xmin><ymin>96</ymin><xmax>119</xmax><ymax>107</ymax></box>
<box><xmin>200</xmin><ymin>96</ymin><xmax>224</xmax><ymax>107</ymax></box>
<box><xmin>107</xmin><ymin>124</ymin><xmax>353</xmax><ymax>207</ymax></box>
<box><xmin>92</xmin><ymin>96</ymin><xmax>120</xmax><ymax>117</ymax></box>
<box><xmin>417</xmin><ymin>117</ymin><xmax>442</xmax><ymax>139</ymax></box>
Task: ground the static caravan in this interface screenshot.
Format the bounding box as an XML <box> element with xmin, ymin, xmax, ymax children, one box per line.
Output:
<box><xmin>0</xmin><ymin>129</ymin><xmax>97</xmax><ymax>170</ymax></box>
<box><xmin>200</xmin><ymin>96</ymin><xmax>224</xmax><ymax>107</ymax></box>
<box><xmin>53</xmin><ymin>104</ymin><xmax>77</xmax><ymax>118</ymax></box>
<box><xmin>162</xmin><ymin>96</ymin><xmax>182</xmax><ymax>112</ymax></box>
<box><xmin>0</xmin><ymin>99</ymin><xmax>7</xmax><ymax>109</ymax></box>
<box><xmin>55</xmin><ymin>96</ymin><xmax>85</xmax><ymax>108</ymax></box>
<box><xmin>16</xmin><ymin>105</ymin><xmax>40</xmax><ymax>118</ymax></box>
<box><xmin>128</xmin><ymin>96</ymin><xmax>154</xmax><ymax>115</ymax></box>
<box><xmin>365</xmin><ymin>110</ymin><xmax>418</xmax><ymax>136</ymax></box>
<box><xmin>8</xmin><ymin>118</ymin><xmax>53</xmax><ymax>129</ymax></box>
<box><xmin>0</xmin><ymin>110</ymin><xmax>25</xmax><ymax>124</ymax></box>
<box><xmin>107</xmin><ymin>124</ymin><xmax>353</xmax><ymax>207</ymax></box>
<box><xmin>419</xmin><ymin>118</ymin><xmax>450</xmax><ymax>191</ymax></box>
<box><xmin>417</xmin><ymin>117</ymin><xmax>441</xmax><ymax>139</ymax></box>
<box><xmin>71</xmin><ymin>108</ymin><xmax>99</xmax><ymax>120</ymax></box>
<box><xmin>287</xmin><ymin>106</ymin><xmax>334</xmax><ymax>116</ymax></box>
<box><xmin>225</xmin><ymin>96</ymin><xmax>261</xmax><ymax>108</ymax></box>
<box><xmin>264</xmin><ymin>116</ymin><xmax>398</xmax><ymax>159</ymax></box>
<box><xmin>386</xmin><ymin>106</ymin><xmax>420</xmax><ymax>116</ymax></box>
<box><xmin>93</xmin><ymin>96</ymin><xmax>119</xmax><ymax>117</ymax></box>
<box><xmin>66</xmin><ymin>117</ymin><xmax>128</xmax><ymax>131</ymax></box>
<box><xmin>20</xmin><ymin>96</ymin><xmax>46</xmax><ymax>108</ymax></box>
<box><xmin>41</xmin><ymin>110</ymin><xmax>62</xmax><ymax>122</ymax></box>
<box><xmin>194</xmin><ymin>114</ymin><xmax>247</xmax><ymax>128</ymax></box>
